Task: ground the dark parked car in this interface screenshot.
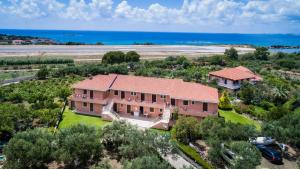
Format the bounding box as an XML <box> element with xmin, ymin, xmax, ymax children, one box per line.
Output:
<box><xmin>256</xmin><ymin>145</ymin><xmax>282</xmax><ymax>163</ymax></box>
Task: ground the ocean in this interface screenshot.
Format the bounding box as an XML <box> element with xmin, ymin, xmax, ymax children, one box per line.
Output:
<box><xmin>1</xmin><ymin>29</ymin><xmax>300</xmax><ymax>47</ymax></box>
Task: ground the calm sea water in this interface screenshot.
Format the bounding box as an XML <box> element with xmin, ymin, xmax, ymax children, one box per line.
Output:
<box><xmin>1</xmin><ymin>29</ymin><xmax>300</xmax><ymax>48</ymax></box>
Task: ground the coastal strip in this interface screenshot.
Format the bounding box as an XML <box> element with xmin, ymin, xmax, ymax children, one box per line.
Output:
<box><xmin>0</xmin><ymin>45</ymin><xmax>255</xmax><ymax>60</ymax></box>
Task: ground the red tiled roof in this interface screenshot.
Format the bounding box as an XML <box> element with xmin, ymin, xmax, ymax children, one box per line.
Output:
<box><xmin>72</xmin><ymin>74</ymin><xmax>219</xmax><ymax>103</ymax></box>
<box><xmin>209</xmin><ymin>66</ymin><xmax>262</xmax><ymax>81</ymax></box>
<box><xmin>72</xmin><ymin>74</ymin><xmax>117</xmax><ymax>91</ymax></box>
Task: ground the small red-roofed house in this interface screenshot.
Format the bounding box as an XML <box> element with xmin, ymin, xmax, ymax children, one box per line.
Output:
<box><xmin>68</xmin><ymin>74</ymin><xmax>219</xmax><ymax>130</ymax></box>
<box><xmin>208</xmin><ymin>66</ymin><xmax>262</xmax><ymax>90</ymax></box>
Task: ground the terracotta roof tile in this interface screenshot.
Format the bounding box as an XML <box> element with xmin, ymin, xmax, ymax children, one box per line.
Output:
<box><xmin>72</xmin><ymin>74</ymin><xmax>219</xmax><ymax>103</ymax></box>
<box><xmin>209</xmin><ymin>66</ymin><xmax>262</xmax><ymax>81</ymax></box>
<box><xmin>72</xmin><ymin>74</ymin><xmax>117</xmax><ymax>91</ymax></box>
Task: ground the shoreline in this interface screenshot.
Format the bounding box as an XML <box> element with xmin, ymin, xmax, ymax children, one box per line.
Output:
<box><xmin>0</xmin><ymin>45</ymin><xmax>255</xmax><ymax>59</ymax></box>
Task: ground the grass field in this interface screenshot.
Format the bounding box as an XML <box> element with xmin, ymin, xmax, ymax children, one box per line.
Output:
<box><xmin>59</xmin><ymin>107</ymin><xmax>110</xmax><ymax>128</ymax></box>
<box><xmin>219</xmin><ymin>109</ymin><xmax>261</xmax><ymax>130</ymax></box>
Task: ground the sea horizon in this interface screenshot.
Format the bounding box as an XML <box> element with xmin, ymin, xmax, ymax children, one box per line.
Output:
<box><xmin>1</xmin><ymin>29</ymin><xmax>300</xmax><ymax>47</ymax></box>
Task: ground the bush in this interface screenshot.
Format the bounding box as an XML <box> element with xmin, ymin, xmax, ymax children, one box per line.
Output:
<box><xmin>218</xmin><ymin>91</ymin><xmax>232</xmax><ymax>110</ymax></box>
<box><xmin>172</xmin><ymin>116</ymin><xmax>201</xmax><ymax>143</ymax></box>
<box><xmin>125</xmin><ymin>51</ymin><xmax>140</xmax><ymax>62</ymax></box>
<box><xmin>224</xmin><ymin>47</ymin><xmax>238</xmax><ymax>60</ymax></box>
<box><xmin>176</xmin><ymin>141</ymin><xmax>214</xmax><ymax>169</ymax></box>
<box><xmin>102</xmin><ymin>51</ymin><xmax>126</xmax><ymax>64</ymax></box>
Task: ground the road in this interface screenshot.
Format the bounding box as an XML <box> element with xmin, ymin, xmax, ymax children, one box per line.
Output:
<box><xmin>257</xmin><ymin>158</ymin><xmax>298</xmax><ymax>169</ymax></box>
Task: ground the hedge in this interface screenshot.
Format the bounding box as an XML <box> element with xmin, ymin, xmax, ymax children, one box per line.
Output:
<box><xmin>176</xmin><ymin>141</ymin><xmax>214</xmax><ymax>169</ymax></box>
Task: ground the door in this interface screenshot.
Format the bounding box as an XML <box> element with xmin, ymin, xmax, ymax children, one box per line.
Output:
<box><xmin>90</xmin><ymin>90</ymin><xmax>93</xmax><ymax>99</ymax></box>
<box><xmin>139</xmin><ymin>106</ymin><xmax>144</xmax><ymax>114</ymax></box>
<box><xmin>141</xmin><ymin>93</ymin><xmax>145</xmax><ymax>102</ymax></box>
<box><xmin>113</xmin><ymin>103</ymin><xmax>117</xmax><ymax>112</ymax></box>
<box><xmin>121</xmin><ymin>91</ymin><xmax>125</xmax><ymax>99</ymax></box>
<box><xmin>90</xmin><ymin>103</ymin><xmax>94</xmax><ymax>112</ymax></box>
<box><xmin>71</xmin><ymin>101</ymin><xmax>75</xmax><ymax>109</ymax></box>
<box><xmin>171</xmin><ymin>99</ymin><xmax>175</xmax><ymax>106</ymax></box>
<box><xmin>127</xmin><ymin>105</ymin><xmax>131</xmax><ymax>113</ymax></box>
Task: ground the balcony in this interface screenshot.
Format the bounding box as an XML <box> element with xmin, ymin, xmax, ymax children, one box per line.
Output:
<box><xmin>69</xmin><ymin>95</ymin><xmax>107</xmax><ymax>105</ymax></box>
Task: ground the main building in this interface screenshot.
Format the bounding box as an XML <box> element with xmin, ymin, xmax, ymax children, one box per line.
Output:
<box><xmin>69</xmin><ymin>74</ymin><xmax>219</xmax><ymax>130</ymax></box>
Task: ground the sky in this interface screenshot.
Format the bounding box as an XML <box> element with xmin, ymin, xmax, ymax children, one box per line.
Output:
<box><xmin>0</xmin><ymin>0</ymin><xmax>300</xmax><ymax>33</ymax></box>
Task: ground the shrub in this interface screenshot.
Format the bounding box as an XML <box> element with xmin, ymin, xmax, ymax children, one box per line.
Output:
<box><xmin>218</xmin><ymin>91</ymin><xmax>232</xmax><ymax>110</ymax></box>
<box><xmin>176</xmin><ymin>141</ymin><xmax>214</xmax><ymax>169</ymax></box>
<box><xmin>102</xmin><ymin>51</ymin><xmax>126</xmax><ymax>64</ymax></box>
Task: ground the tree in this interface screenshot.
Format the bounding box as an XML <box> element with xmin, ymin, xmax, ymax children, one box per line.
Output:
<box><xmin>56</xmin><ymin>124</ymin><xmax>103</xmax><ymax>168</ymax></box>
<box><xmin>125</xmin><ymin>51</ymin><xmax>140</xmax><ymax>62</ymax></box>
<box><xmin>239</xmin><ymin>82</ymin><xmax>256</xmax><ymax>104</ymax></box>
<box><xmin>101</xmin><ymin>121</ymin><xmax>175</xmax><ymax>159</ymax></box>
<box><xmin>229</xmin><ymin>141</ymin><xmax>261</xmax><ymax>169</ymax></box>
<box><xmin>123</xmin><ymin>155</ymin><xmax>172</xmax><ymax>169</ymax></box>
<box><xmin>172</xmin><ymin>116</ymin><xmax>201</xmax><ymax>143</ymax></box>
<box><xmin>102</xmin><ymin>51</ymin><xmax>126</xmax><ymax>64</ymax></box>
<box><xmin>218</xmin><ymin>91</ymin><xmax>232</xmax><ymax>110</ymax></box>
<box><xmin>209</xmin><ymin>55</ymin><xmax>226</xmax><ymax>66</ymax></box>
<box><xmin>58</xmin><ymin>87</ymin><xmax>72</xmax><ymax>101</ymax></box>
<box><xmin>36</xmin><ymin>66</ymin><xmax>49</xmax><ymax>80</ymax></box>
<box><xmin>224</xmin><ymin>47</ymin><xmax>238</xmax><ymax>60</ymax></box>
<box><xmin>3</xmin><ymin>128</ymin><xmax>56</xmax><ymax>169</ymax></box>
<box><xmin>262</xmin><ymin>110</ymin><xmax>300</xmax><ymax>148</ymax></box>
<box><xmin>254</xmin><ymin>47</ymin><xmax>269</xmax><ymax>60</ymax></box>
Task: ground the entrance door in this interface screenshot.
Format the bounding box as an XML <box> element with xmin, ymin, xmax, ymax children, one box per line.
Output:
<box><xmin>127</xmin><ymin>105</ymin><xmax>131</xmax><ymax>113</ymax></box>
<box><xmin>171</xmin><ymin>99</ymin><xmax>176</xmax><ymax>106</ymax></box>
<box><xmin>121</xmin><ymin>91</ymin><xmax>125</xmax><ymax>99</ymax></box>
<box><xmin>139</xmin><ymin>106</ymin><xmax>144</xmax><ymax>114</ymax></box>
<box><xmin>90</xmin><ymin>103</ymin><xmax>94</xmax><ymax>112</ymax></box>
<box><xmin>71</xmin><ymin>101</ymin><xmax>75</xmax><ymax>109</ymax></box>
<box><xmin>141</xmin><ymin>93</ymin><xmax>145</xmax><ymax>101</ymax></box>
<box><xmin>113</xmin><ymin>103</ymin><xmax>117</xmax><ymax>112</ymax></box>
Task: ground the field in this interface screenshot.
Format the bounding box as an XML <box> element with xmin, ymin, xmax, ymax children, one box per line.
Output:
<box><xmin>59</xmin><ymin>107</ymin><xmax>110</xmax><ymax>128</ymax></box>
<box><xmin>0</xmin><ymin>71</ymin><xmax>37</xmax><ymax>81</ymax></box>
<box><xmin>219</xmin><ymin>109</ymin><xmax>261</xmax><ymax>130</ymax></box>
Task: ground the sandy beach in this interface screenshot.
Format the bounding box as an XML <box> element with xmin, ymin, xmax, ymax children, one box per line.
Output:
<box><xmin>0</xmin><ymin>45</ymin><xmax>255</xmax><ymax>60</ymax></box>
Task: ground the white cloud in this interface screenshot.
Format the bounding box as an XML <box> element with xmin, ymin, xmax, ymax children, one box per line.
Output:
<box><xmin>62</xmin><ymin>0</ymin><xmax>113</xmax><ymax>20</ymax></box>
<box><xmin>0</xmin><ymin>0</ymin><xmax>299</xmax><ymax>27</ymax></box>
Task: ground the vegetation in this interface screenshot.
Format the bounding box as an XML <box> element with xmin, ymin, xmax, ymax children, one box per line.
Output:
<box><xmin>102</xmin><ymin>51</ymin><xmax>140</xmax><ymax>64</ymax></box>
<box><xmin>0</xmin><ymin>58</ymin><xmax>73</xmax><ymax>66</ymax></box>
<box><xmin>59</xmin><ymin>107</ymin><xmax>110</xmax><ymax>128</ymax></box>
<box><xmin>218</xmin><ymin>91</ymin><xmax>232</xmax><ymax>110</ymax></box>
<box><xmin>219</xmin><ymin>110</ymin><xmax>261</xmax><ymax>130</ymax></box>
<box><xmin>171</xmin><ymin>116</ymin><xmax>200</xmax><ymax>143</ymax></box>
<box><xmin>3</xmin><ymin>122</ymin><xmax>175</xmax><ymax>169</ymax></box>
<box><xmin>224</xmin><ymin>47</ymin><xmax>238</xmax><ymax>60</ymax></box>
<box><xmin>227</xmin><ymin>141</ymin><xmax>261</xmax><ymax>169</ymax></box>
<box><xmin>176</xmin><ymin>141</ymin><xmax>213</xmax><ymax>169</ymax></box>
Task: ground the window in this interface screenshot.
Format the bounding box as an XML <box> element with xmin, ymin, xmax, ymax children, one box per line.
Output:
<box><xmin>224</xmin><ymin>79</ymin><xmax>227</xmax><ymax>84</ymax></box>
<box><xmin>160</xmin><ymin>109</ymin><xmax>163</xmax><ymax>112</ymax></box>
<box><xmin>183</xmin><ymin>100</ymin><xmax>189</xmax><ymax>105</ymax></box>
<box><xmin>83</xmin><ymin>102</ymin><xmax>87</xmax><ymax>107</ymax></box>
<box><xmin>114</xmin><ymin>90</ymin><xmax>119</xmax><ymax>96</ymax></box>
<box><xmin>150</xmin><ymin>107</ymin><xmax>154</xmax><ymax>112</ymax></box>
<box><xmin>90</xmin><ymin>90</ymin><xmax>93</xmax><ymax>99</ymax></box>
<box><xmin>131</xmin><ymin>92</ymin><xmax>136</xmax><ymax>96</ymax></box>
<box><xmin>203</xmin><ymin>103</ymin><xmax>208</xmax><ymax>111</ymax></box>
<box><xmin>191</xmin><ymin>101</ymin><xmax>195</xmax><ymax>104</ymax></box>
<box><xmin>152</xmin><ymin>94</ymin><xmax>156</xmax><ymax>102</ymax></box>
<box><xmin>83</xmin><ymin>90</ymin><xmax>87</xmax><ymax>94</ymax></box>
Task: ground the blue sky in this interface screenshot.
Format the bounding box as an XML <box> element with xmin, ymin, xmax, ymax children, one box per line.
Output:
<box><xmin>0</xmin><ymin>0</ymin><xmax>300</xmax><ymax>33</ymax></box>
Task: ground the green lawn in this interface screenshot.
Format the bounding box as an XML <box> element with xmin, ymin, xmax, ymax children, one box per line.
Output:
<box><xmin>219</xmin><ymin>109</ymin><xmax>261</xmax><ymax>130</ymax></box>
<box><xmin>59</xmin><ymin>107</ymin><xmax>110</xmax><ymax>128</ymax></box>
